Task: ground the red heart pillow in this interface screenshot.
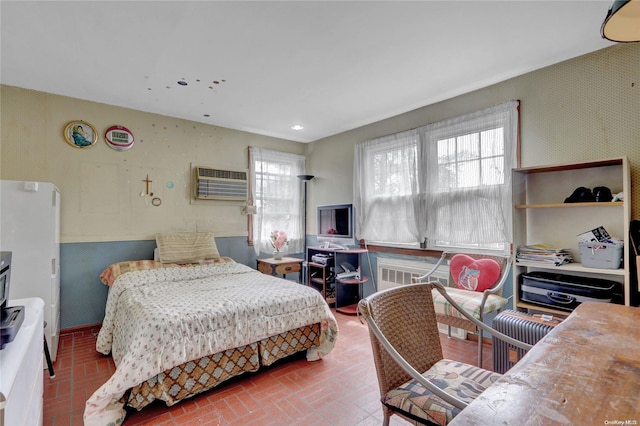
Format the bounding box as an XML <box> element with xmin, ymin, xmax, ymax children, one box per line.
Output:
<box><xmin>450</xmin><ymin>254</ymin><xmax>501</xmax><ymax>292</ymax></box>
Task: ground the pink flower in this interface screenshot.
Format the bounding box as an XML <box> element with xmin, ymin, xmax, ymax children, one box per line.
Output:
<box><xmin>270</xmin><ymin>230</ymin><xmax>289</xmax><ymax>251</ymax></box>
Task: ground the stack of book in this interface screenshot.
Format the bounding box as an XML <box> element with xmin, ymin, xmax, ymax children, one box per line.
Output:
<box><xmin>516</xmin><ymin>244</ymin><xmax>573</xmax><ymax>266</ymax></box>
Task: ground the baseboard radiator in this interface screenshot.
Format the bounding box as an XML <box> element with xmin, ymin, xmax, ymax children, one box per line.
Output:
<box><xmin>376</xmin><ymin>257</ymin><xmax>466</xmax><ymax>340</ymax></box>
<box><xmin>492</xmin><ymin>310</ymin><xmax>560</xmax><ymax>374</ymax></box>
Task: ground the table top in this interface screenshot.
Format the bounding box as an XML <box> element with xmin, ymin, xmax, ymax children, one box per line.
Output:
<box><xmin>257</xmin><ymin>257</ymin><xmax>302</xmax><ymax>265</ymax></box>
<box><xmin>336</xmin><ymin>276</ymin><xmax>369</xmax><ymax>284</ymax></box>
<box><xmin>451</xmin><ymin>302</ymin><xmax>640</xmax><ymax>425</ymax></box>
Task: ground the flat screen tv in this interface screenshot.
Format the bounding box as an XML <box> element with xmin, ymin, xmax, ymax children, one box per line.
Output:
<box><xmin>317</xmin><ymin>204</ymin><xmax>354</xmax><ymax>245</ymax></box>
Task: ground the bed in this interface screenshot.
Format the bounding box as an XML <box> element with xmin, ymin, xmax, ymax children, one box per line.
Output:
<box><xmin>83</xmin><ymin>232</ymin><xmax>338</xmax><ymax>426</ymax></box>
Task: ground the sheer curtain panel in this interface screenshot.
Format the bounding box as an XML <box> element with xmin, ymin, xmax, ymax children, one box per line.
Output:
<box><xmin>250</xmin><ymin>147</ymin><xmax>306</xmax><ymax>256</ymax></box>
<box><xmin>353</xmin><ymin>129</ymin><xmax>423</xmax><ymax>244</ymax></box>
<box><xmin>354</xmin><ymin>100</ymin><xmax>519</xmax><ymax>249</ymax></box>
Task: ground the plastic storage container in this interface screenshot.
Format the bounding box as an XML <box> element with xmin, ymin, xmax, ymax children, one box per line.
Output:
<box><xmin>579</xmin><ymin>242</ymin><xmax>623</xmax><ymax>269</ymax></box>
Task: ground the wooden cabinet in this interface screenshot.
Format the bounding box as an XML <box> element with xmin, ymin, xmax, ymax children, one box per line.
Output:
<box><xmin>512</xmin><ymin>157</ymin><xmax>631</xmax><ymax>315</ymax></box>
<box><xmin>307</xmin><ymin>247</ymin><xmax>368</xmax><ymax>311</ymax></box>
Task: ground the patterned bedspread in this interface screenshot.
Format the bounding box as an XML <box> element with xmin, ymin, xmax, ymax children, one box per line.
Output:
<box><xmin>84</xmin><ymin>261</ymin><xmax>338</xmax><ymax>425</ymax></box>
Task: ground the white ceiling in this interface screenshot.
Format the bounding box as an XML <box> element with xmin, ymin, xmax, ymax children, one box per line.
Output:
<box><xmin>1</xmin><ymin>1</ymin><xmax>615</xmax><ymax>143</ymax></box>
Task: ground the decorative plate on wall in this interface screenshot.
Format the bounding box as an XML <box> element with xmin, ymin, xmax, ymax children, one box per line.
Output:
<box><xmin>63</xmin><ymin>120</ymin><xmax>98</xmax><ymax>148</ymax></box>
<box><xmin>104</xmin><ymin>125</ymin><xmax>135</xmax><ymax>151</ymax></box>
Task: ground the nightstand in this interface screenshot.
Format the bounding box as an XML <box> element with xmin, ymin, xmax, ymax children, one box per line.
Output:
<box><xmin>256</xmin><ymin>257</ymin><xmax>303</xmax><ymax>283</ymax></box>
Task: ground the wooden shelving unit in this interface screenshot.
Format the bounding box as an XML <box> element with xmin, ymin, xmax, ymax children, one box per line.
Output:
<box><xmin>308</xmin><ymin>261</ymin><xmax>336</xmax><ymax>305</ymax></box>
<box><xmin>307</xmin><ymin>247</ymin><xmax>368</xmax><ymax>310</ymax></box>
<box><xmin>512</xmin><ymin>157</ymin><xmax>631</xmax><ymax>315</ymax></box>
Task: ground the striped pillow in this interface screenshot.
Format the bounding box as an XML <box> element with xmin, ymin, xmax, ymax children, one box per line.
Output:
<box><xmin>156</xmin><ymin>232</ymin><xmax>221</xmax><ymax>264</ymax></box>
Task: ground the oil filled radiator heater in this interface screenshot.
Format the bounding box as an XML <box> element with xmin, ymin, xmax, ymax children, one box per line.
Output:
<box><xmin>492</xmin><ymin>310</ymin><xmax>563</xmax><ymax>374</ymax></box>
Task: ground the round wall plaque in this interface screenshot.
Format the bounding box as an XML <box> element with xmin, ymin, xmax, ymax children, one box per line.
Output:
<box><xmin>105</xmin><ymin>125</ymin><xmax>135</xmax><ymax>151</ymax></box>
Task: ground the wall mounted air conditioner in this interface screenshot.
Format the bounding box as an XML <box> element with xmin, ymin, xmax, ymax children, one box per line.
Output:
<box><xmin>193</xmin><ymin>167</ymin><xmax>248</xmax><ymax>201</ymax></box>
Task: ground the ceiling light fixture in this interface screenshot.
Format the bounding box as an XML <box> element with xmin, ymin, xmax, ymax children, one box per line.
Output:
<box><xmin>291</xmin><ymin>124</ymin><xmax>304</xmax><ymax>131</ymax></box>
<box><xmin>601</xmin><ymin>0</ymin><xmax>640</xmax><ymax>42</ymax></box>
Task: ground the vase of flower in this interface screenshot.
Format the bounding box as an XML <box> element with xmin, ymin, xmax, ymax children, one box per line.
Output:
<box><xmin>270</xmin><ymin>230</ymin><xmax>288</xmax><ymax>260</ymax></box>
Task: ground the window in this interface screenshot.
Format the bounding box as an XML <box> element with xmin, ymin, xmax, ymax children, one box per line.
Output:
<box><xmin>354</xmin><ymin>101</ymin><xmax>519</xmax><ymax>253</ymax></box>
<box><xmin>353</xmin><ymin>131</ymin><xmax>420</xmax><ymax>244</ymax></box>
<box><xmin>249</xmin><ymin>147</ymin><xmax>306</xmax><ymax>255</ymax></box>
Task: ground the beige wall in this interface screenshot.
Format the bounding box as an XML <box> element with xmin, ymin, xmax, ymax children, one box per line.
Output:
<box><xmin>306</xmin><ymin>43</ymin><xmax>640</xmax><ymax>234</ymax></box>
<box><xmin>2</xmin><ymin>43</ymin><xmax>638</xmax><ymax>243</ymax></box>
<box><xmin>1</xmin><ymin>86</ymin><xmax>304</xmax><ymax>242</ymax></box>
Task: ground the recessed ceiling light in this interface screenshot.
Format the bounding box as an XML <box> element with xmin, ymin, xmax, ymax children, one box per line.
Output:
<box><xmin>291</xmin><ymin>124</ymin><xmax>304</xmax><ymax>131</ymax></box>
<box><xmin>177</xmin><ymin>81</ymin><xmax>187</xmax><ymax>86</ymax></box>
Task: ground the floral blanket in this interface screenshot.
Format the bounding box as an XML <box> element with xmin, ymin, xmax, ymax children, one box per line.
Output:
<box><xmin>84</xmin><ymin>261</ymin><xmax>338</xmax><ymax>425</ymax></box>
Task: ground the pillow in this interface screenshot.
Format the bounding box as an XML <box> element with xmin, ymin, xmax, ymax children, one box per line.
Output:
<box><xmin>99</xmin><ymin>260</ymin><xmax>166</xmax><ymax>286</ymax></box>
<box><xmin>450</xmin><ymin>254</ymin><xmax>501</xmax><ymax>292</ymax></box>
<box><xmin>156</xmin><ymin>231</ymin><xmax>221</xmax><ymax>264</ymax></box>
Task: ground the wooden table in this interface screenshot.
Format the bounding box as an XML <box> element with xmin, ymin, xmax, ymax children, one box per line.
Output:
<box><xmin>451</xmin><ymin>302</ymin><xmax>640</xmax><ymax>425</ymax></box>
<box><xmin>256</xmin><ymin>257</ymin><xmax>303</xmax><ymax>283</ymax></box>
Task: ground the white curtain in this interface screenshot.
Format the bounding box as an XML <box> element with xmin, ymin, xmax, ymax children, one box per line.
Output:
<box><xmin>354</xmin><ymin>100</ymin><xmax>519</xmax><ymax>247</ymax></box>
<box><xmin>250</xmin><ymin>147</ymin><xmax>306</xmax><ymax>255</ymax></box>
<box><xmin>353</xmin><ymin>129</ymin><xmax>423</xmax><ymax>244</ymax></box>
<box><xmin>424</xmin><ymin>101</ymin><xmax>519</xmax><ymax>245</ymax></box>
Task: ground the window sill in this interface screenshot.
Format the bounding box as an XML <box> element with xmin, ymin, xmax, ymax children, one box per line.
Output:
<box><xmin>357</xmin><ymin>240</ymin><xmax>442</xmax><ymax>258</ymax></box>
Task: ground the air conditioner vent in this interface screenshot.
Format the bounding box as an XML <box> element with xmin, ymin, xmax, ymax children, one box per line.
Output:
<box><xmin>376</xmin><ymin>257</ymin><xmax>466</xmax><ymax>340</ymax></box>
<box><xmin>194</xmin><ymin>167</ymin><xmax>248</xmax><ymax>201</ymax></box>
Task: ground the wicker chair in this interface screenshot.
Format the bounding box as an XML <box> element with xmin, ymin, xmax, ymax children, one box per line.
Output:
<box><xmin>358</xmin><ymin>282</ymin><xmax>530</xmax><ymax>426</ymax></box>
<box><xmin>421</xmin><ymin>251</ymin><xmax>510</xmax><ymax>368</ymax></box>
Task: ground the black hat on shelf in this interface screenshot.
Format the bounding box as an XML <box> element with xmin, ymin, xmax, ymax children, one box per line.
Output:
<box><xmin>593</xmin><ymin>186</ymin><xmax>613</xmax><ymax>202</ymax></box>
<box><xmin>564</xmin><ymin>187</ymin><xmax>595</xmax><ymax>203</ymax></box>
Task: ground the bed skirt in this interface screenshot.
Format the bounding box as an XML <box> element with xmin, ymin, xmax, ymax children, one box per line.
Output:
<box><xmin>126</xmin><ymin>323</ymin><xmax>321</xmax><ymax>410</ymax></box>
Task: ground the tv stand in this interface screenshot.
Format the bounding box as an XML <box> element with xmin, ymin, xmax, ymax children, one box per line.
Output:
<box><xmin>320</xmin><ymin>242</ymin><xmax>347</xmax><ymax>250</ymax></box>
<box><xmin>307</xmin><ymin>246</ymin><xmax>368</xmax><ymax>313</ymax></box>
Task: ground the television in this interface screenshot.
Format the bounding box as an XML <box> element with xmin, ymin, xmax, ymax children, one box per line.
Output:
<box><xmin>317</xmin><ymin>204</ymin><xmax>354</xmax><ymax>247</ymax></box>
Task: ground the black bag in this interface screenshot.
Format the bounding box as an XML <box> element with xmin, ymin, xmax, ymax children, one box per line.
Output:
<box><xmin>520</xmin><ymin>271</ymin><xmax>620</xmax><ymax>311</ymax></box>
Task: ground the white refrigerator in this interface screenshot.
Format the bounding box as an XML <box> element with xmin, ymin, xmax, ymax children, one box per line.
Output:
<box><xmin>0</xmin><ymin>180</ymin><xmax>60</xmax><ymax>362</ymax></box>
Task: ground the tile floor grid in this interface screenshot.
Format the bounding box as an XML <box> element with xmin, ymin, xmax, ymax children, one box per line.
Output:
<box><xmin>43</xmin><ymin>310</ymin><xmax>493</xmax><ymax>425</ymax></box>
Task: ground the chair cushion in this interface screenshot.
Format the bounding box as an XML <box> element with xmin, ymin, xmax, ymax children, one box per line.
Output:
<box><xmin>432</xmin><ymin>288</ymin><xmax>507</xmax><ymax>320</ymax></box>
<box><xmin>382</xmin><ymin>359</ymin><xmax>501</xmax><ymax>425</ymax></box>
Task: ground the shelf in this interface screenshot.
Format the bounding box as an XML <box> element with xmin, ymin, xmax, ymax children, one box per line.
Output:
<box><xmin>513</xmin><ymin>157</ymin><xmax>624</xmax><ymax>174</ymax></box>
<box><xmin>308</xmin><ymin>262</ymin><xmax>331</xmax><ymax>268</ymax></box>
<box><xmin>308</xmin><ymin>247</ymin><xmax>365</xmax><ymax>313</ymax></box>
<box><xmin>512</xmin><ymin>157</ymin><xmax>631</xmax><ymax>310</ymax></box>
<box><xmin>515</xmin><ymin>202</ymin><xmax>623</xmax><ymax>209</ymax></box>
<box><xmin>336</xmin><ymin>277</ymin><xmax>369</xmax><ymax>285</ymax></box>
<box><xmin>336</xmin><ymin>304</ymin><xmax>359</xmax><ymax>315</ymax></box>
<box><xmin>515</xmin><ymin>301</ymin><xmax>570</xmax><ymax>318</ymax></box>
<box><xmin>514</xmin><ymin>261</ymin><xmax>625</xmax><ymax>276</ymax></box>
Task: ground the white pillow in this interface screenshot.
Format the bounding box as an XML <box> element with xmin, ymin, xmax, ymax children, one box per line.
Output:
<box><xmin>155</xmin><ymin>232</ymin><xmax>221</xmax><ymax>264</ymax></box>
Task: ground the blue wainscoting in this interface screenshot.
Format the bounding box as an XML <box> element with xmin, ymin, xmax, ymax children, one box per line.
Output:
<box><xmin>59</xmin><ymin>237</ymin><xmax>303</xmax><ymax>329</ymax></box>
<box><xmin>60</xmin><ymin>240</ymin><xmax>156</xmax><ymax>329</ymax></box>
<box><xmin>60</xmin><ymin>237</ymin><xmax>513</xmax><ymax>331</ymax></box>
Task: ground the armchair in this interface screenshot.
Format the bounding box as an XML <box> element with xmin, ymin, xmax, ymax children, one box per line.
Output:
<box><xmin>420</xmin><ymin>251</ymin><xmax>510</xmax><ymax>368</ymax></box>
<box><xmin>358</xmin><ymin>282</ymin><xmax>530</xmax><ymax>425</ymax></box>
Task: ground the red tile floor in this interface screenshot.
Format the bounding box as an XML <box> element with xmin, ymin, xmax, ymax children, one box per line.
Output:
<box><xmin>43</xmin><ymin>310</ymin><xmax>492</xmax><ymax>425</ymax></box>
